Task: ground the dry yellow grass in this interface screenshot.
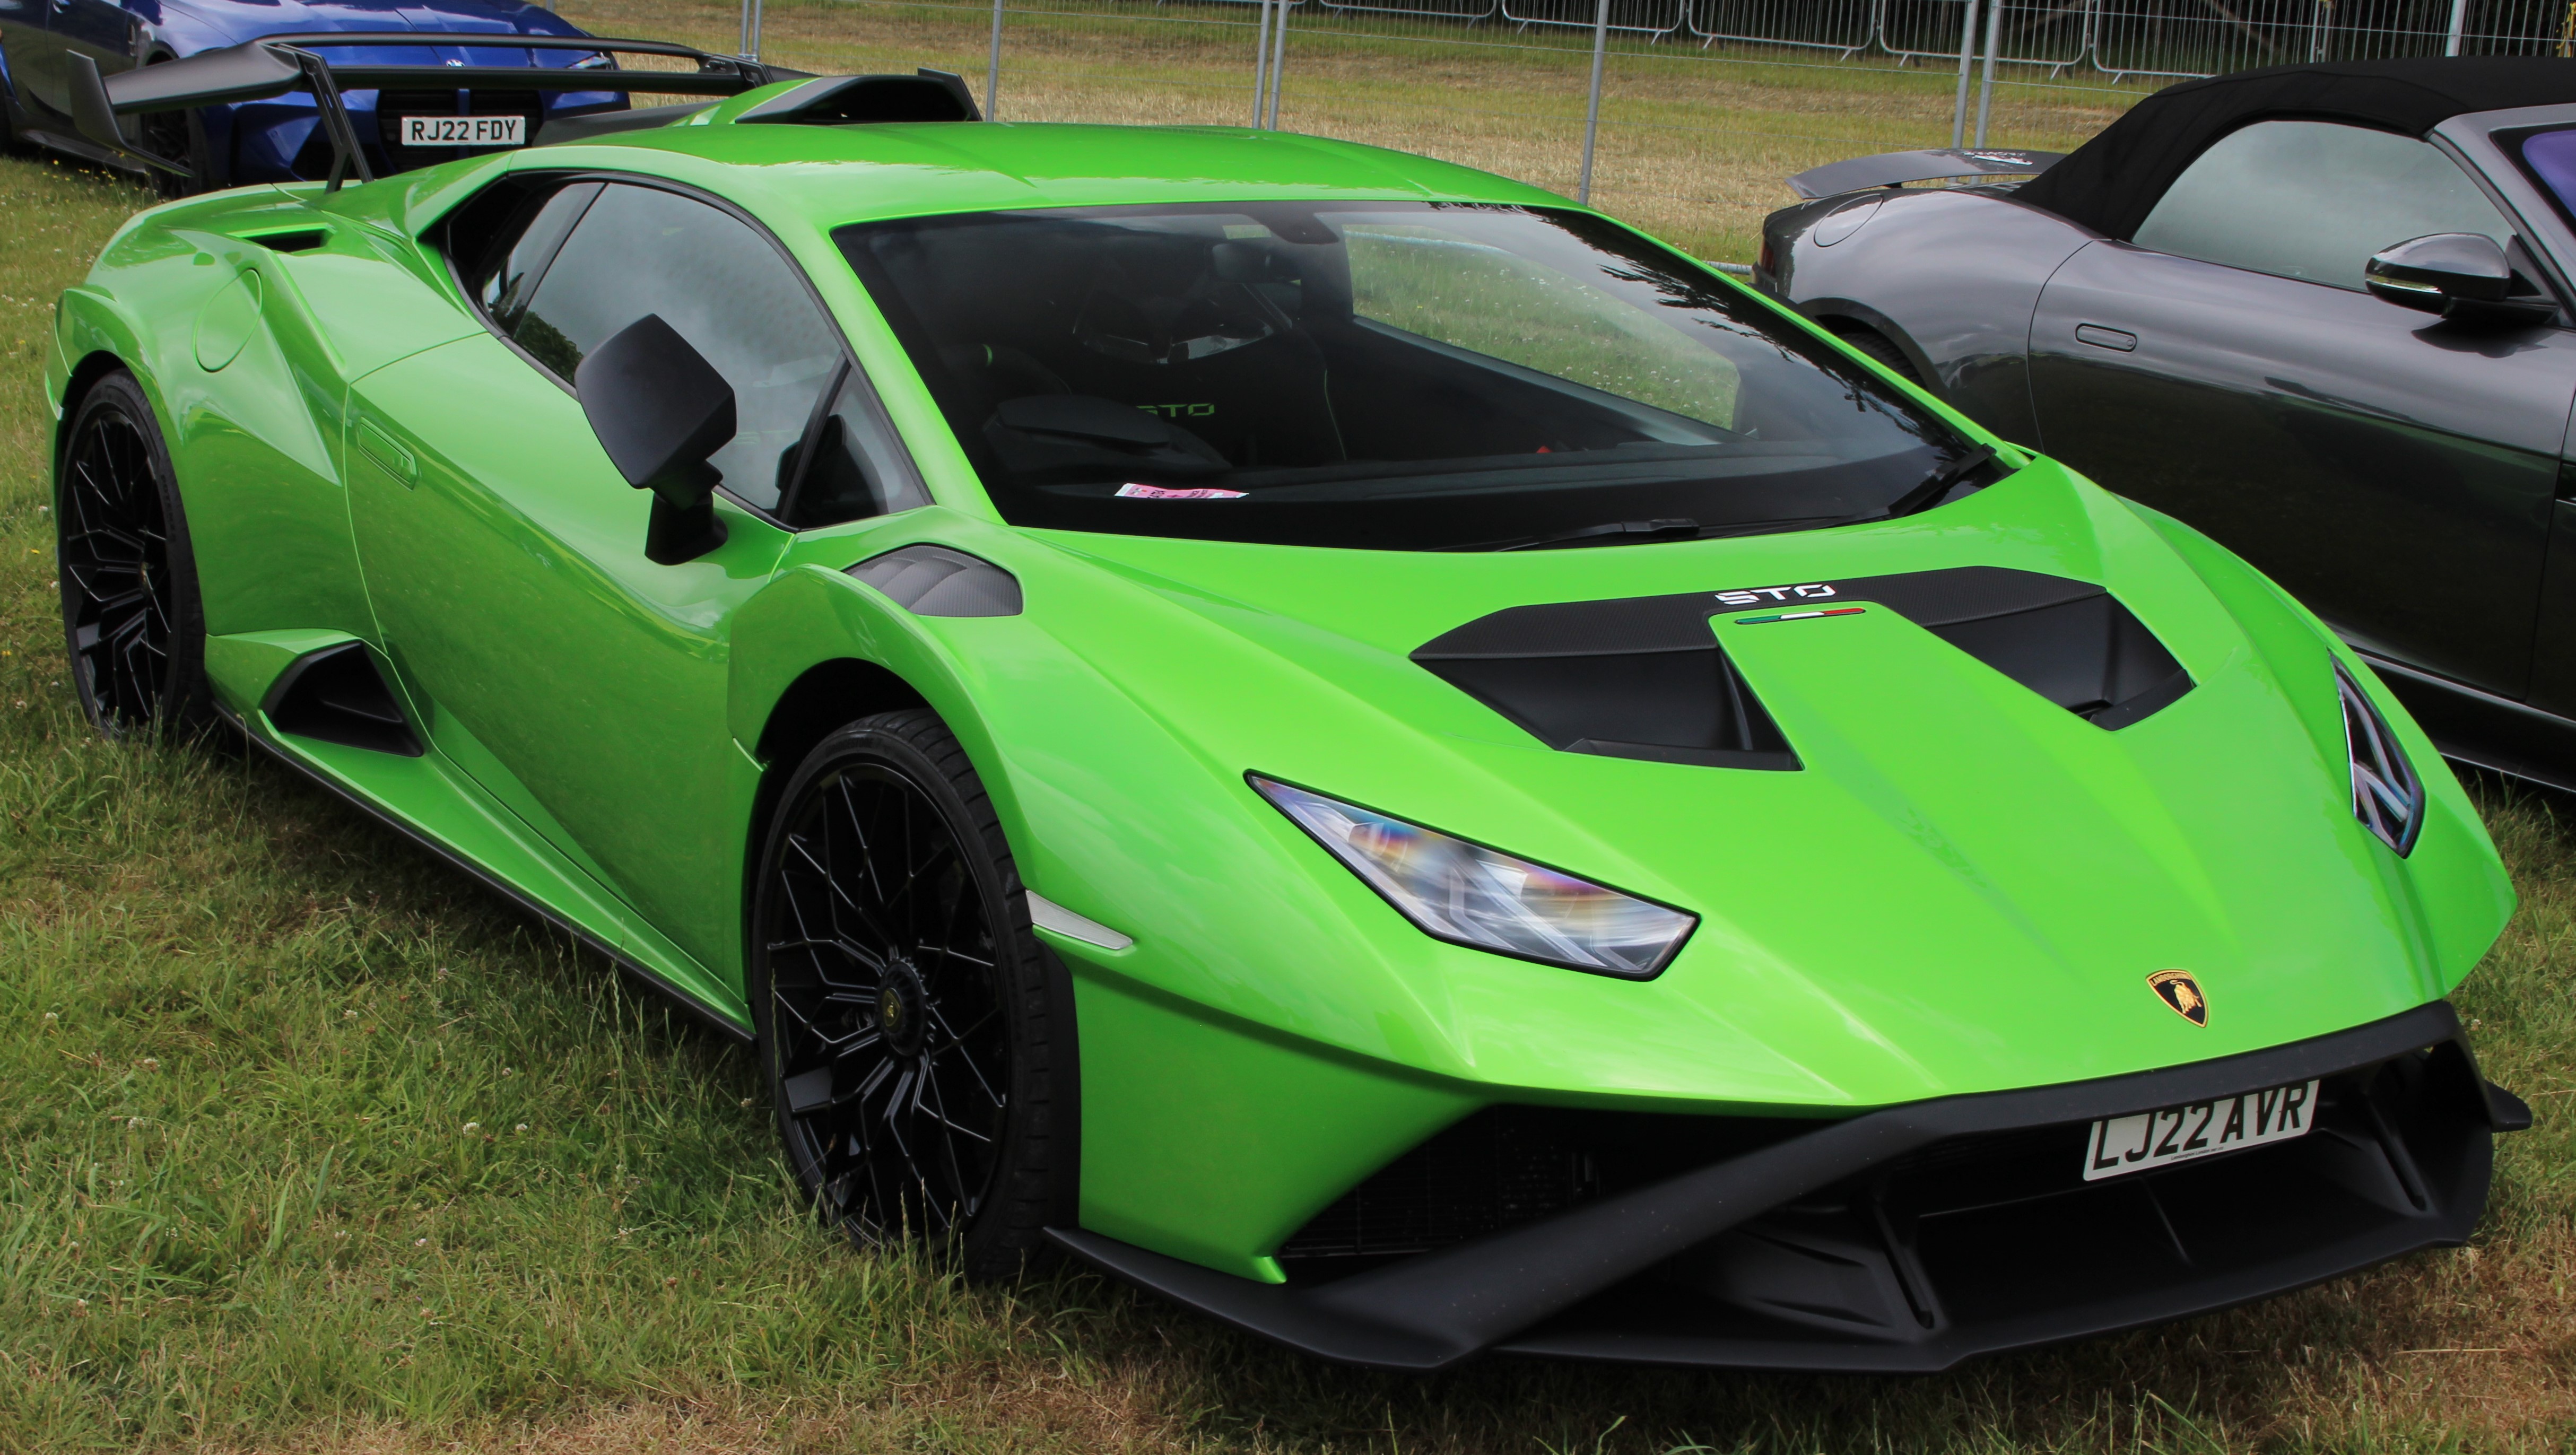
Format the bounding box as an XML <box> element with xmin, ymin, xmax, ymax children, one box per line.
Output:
<box><xmin>556</xmin><ymin>0</ymin><xmax>2140</xmax><ymax>256</ymax></box>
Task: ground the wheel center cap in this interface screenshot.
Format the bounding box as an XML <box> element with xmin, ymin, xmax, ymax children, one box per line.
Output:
<box><xmin>877</xmin><ymin>960</ymin><xmax>930</xmax><ymax>1057</ymax></box>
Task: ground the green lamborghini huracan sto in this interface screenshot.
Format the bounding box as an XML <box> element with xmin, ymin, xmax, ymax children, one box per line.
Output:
<box><xmin>47</xmin><ymin>58</ymin><xmax>2532</xmax><ymax>1372</ymax></box>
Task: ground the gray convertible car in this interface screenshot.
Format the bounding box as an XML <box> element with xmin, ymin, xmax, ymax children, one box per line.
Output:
<box><xmin>1757</xmin><ymin>59</ymin><xmax>2576</xmax><ymax>790</ymax></box>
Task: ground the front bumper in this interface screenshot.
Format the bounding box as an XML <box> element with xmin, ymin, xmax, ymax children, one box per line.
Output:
<box><xmin>1052</xmin><ymin>1001</ymin><xmax>2525</xmax><ymax>1371</ymax></box>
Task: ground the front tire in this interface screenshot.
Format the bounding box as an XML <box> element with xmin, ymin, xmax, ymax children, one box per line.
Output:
<box><xmin>748</xmin><ymin>709</ymin><xmax>1072</xmax><ymax>1279</ymax></box>
<box><xmin>57</xmin><ymin>369</ymin><xmax>214</xmax><ymax>739</ymax></box>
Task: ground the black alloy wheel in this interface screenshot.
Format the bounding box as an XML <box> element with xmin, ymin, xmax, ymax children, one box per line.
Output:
<box><xmin>57</xmin><ymin>370</ymin><xmax>212</xmax><ymax>738</ymax></box>
<box><xmin>138</xmin><ymin>60</ymin><xmax>214</xmax><ymax>199</ymax></box>
<box><xmin>141</xmin><ymin>109</ymin><xmax>209</xmax><ymax>201</ymax></box>
<box><xmin>750</xmin><ymin>709</ymin><xmax>1071</xmax><ymax>1277</ymax></box>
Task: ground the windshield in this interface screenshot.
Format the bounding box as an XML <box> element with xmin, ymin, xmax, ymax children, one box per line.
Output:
<box><xmin>837</xmin><ymin>202</ymin><xmax>1982</xmax><ymax>550</ymax></box>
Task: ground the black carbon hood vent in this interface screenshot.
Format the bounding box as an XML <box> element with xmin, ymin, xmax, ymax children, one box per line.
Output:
<box><xmin>1412</xmin><ymin>595</ymin><xmax>1798</xmax><ymax>770</ymax></box>
<box><xmin>1838</xmin><ymin>566</ymin><xmax>2194</xmax><ymax>729</ymax></box>
<box><xmin>1413</xmin><ymin>567</ymin><xmax>2190</xmax><ymax>765</ymax></box>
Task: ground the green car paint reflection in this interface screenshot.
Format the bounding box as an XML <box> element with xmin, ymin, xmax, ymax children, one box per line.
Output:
<box><xmin>48</xmin><ymin>94</ymin><xmax>2522</xmax><ymax>1372</ymax></box>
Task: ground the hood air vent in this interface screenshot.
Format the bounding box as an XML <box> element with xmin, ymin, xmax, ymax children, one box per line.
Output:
<box><xmin>1412</xmin><ymin>596</ymin><xmax>1798</xmax><ymax>770</ymax></box>
<box><xmin>1414</xmin><ymin>568</ymin><xmax>2190</xmax><ymax>766</ymax></box>
<box><xmin>1832</xmin><ymin>567</ymin><xmax>2192</xmax><ymax>729</ymax></box>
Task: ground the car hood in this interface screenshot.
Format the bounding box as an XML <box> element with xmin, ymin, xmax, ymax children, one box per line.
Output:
<box><xmin>1002</xmin><ymin>458</ymin><xmax>2510</xmax><ymax>1107</ymax></box>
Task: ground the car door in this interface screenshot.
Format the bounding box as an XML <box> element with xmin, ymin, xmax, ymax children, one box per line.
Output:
<box><xmin>346</xmin><ymin>177</ymin><xmax>924</xmax><ymax>969</ymax></box>
<box><xmin>45</xmin><ymin>0</ymin><xmax>130</xmax><ymax>110</ymax></box>
<box><xmin>2028</xmin><ymin>118</ymin><xmax>2576</xmax><ymax>701</ymax></box>
<box><xmin>0</xmin><ymin>0</ymin><xmax>48</xmax><ymax>120</ymax></box>
<box><xmin>5</xmin><ymin>0</ymin><xmax>132</xmax><ymax>121</ymax></box>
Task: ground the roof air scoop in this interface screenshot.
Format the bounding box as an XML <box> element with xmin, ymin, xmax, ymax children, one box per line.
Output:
<box><xmin>1413</xmin><ymin>597</ymin><xmax>1798</xmax><ymax>771</ymax></box>
<box><xmin>736</xmin><ymin>70</ymin><xmax>981</xmax><ymax>125</ymax></box>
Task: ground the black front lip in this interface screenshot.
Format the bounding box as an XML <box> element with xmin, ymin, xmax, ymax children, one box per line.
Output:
<box><xmin>1050</xmin><ymin>1001</ymin><xmax>2524</xmax><ymax>1372</ymax></box>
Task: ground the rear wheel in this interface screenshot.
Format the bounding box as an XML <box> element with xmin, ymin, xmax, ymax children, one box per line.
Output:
<box><xmin>138</xmin><ymin>80</ymin><xmax>213</xmax><ymax>199</ymax></box>
<box><xmin>748</xmin><ymin>709</ymin><xmax>1071</xmax><ymax>1278</ymax></box>
<box><xmin>1828</xmin><ymin>323</ymin><xmax>1925</xmax><ymax>387</ymax></box>
<box><xmin>56</xmin><ymin>370</ymin><xmax>213</xmax><ymax>739</ymax></box>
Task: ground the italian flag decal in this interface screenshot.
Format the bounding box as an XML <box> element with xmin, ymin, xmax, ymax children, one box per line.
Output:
<box><xmin>1735</xmin><ymin>607</ymin><xmax>1868</xmax><ymax>625</ymax></box>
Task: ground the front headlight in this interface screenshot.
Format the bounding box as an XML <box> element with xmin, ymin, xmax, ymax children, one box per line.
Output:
<box><xmin>2337</xmin><ymin>663</ymin><xmax>2424</xmax><ymax>856</ymax></box>
<box><xmin>1250</xmin><ymin>776</ymin><xmax>1696</xmax><ymax>978</ymax></box>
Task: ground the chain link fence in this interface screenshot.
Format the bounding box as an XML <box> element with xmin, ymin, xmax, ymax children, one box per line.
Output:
<box><xmin>573</xmin><ymin>0</ymin><xmax>2576</xmax><ymax>262</ymax></box>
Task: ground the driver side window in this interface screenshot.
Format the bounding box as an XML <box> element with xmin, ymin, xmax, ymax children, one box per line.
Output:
<box><xmin>2134</xmin><ymin>120</ymin><xmax>2514</xmax><ymax>290</ymax></box>
<box><xmin>460</xmin><ymin>179</ymin><xmax>925</xmax><ymax>527</ymax></box>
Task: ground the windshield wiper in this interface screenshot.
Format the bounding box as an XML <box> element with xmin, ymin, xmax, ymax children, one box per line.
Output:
<box><xmin>1879</xmin><ymin>443</ymin><xmax>1999</xmax><ymax>520</ymax></box>
<box><xmin>1468</xmin><ymin>512</ymin><xmax>1867</xmax><ymax>552</ymax></box>
<box><xmin>1490</xmin><ymin>518</ymin><xmax>1704</xmax><ymax>552</ymax></box>
<box><xmin>1457</xmin><ymin>447</ymin><xmax>2002</xmax><ymax>552</ymax></box>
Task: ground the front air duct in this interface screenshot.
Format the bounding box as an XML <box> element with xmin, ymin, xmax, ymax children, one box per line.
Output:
<box><xmin>2339</xmin><ymin>663</ymin><xmax>2426</xmax><ymax>856</ymax></box>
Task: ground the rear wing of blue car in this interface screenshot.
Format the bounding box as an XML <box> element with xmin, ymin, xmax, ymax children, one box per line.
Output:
<box><xmin>68</xmin><ymin>34</ymin><xmax>978</xmax><ymax>191</ymax></box>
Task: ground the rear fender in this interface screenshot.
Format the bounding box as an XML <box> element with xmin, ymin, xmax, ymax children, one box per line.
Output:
<box><xmin>1795</xmin><ymin>297</ymin><xmax>1942</xmax><ymax>394</ymax></box>
<box><xmin>1770</xmin><ymin>188</ymin><xmax>2093</xmax><ymax>444</ymax></box>
<box><xmin>57</xmin><ymin>203</ymin><xmax>385</xmax><ymax>644</ymax></box>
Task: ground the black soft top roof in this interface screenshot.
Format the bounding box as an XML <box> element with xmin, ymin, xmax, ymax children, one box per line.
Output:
<box><xmin>2013</xmin><ymin>57</ymin><xmax>2576</xmax><ymax>240</ymax></box>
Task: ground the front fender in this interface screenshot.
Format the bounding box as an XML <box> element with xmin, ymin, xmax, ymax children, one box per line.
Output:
<box><xmin>723</xmin><ymin>522</ymin><xmax>1485</xmax><ymax>1278</ymax></box>
<box><xmin>2125</xmin><ymin>496</ymin><xmax>2512</xmax><ymax>991</ymax></box>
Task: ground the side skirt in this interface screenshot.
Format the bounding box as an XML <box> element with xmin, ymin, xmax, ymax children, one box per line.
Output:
<box><xmin>2362</xmin><ymin>651</ymin><xmax>2576</xmax><ymax>797</ymax></box>
<box><xmin>215</xmin><ymin>698</ymin><xmax>753</xmax><ymax>1044</ymax></box>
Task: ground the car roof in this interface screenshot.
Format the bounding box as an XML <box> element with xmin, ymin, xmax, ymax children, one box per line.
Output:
<box><xmin>2015</xmin><ymin>57</ymin><xmax>2576</xmax><ymax>241</ymax></box>
<box><xmin>543</xmin><ymin>116</ymin><xmax>1565</xmax><ymax>229</ymax></box>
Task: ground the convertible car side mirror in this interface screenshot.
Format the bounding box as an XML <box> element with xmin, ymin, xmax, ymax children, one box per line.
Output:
<box><xmin>575</xmin><ymin>314</ymin><xmax>738</xmax><ymax>564</ymax></box>
<box><xmin>2365</xmin><ymin>233</ymin><xmax>2555</xmax><ymax>326</ymax></box>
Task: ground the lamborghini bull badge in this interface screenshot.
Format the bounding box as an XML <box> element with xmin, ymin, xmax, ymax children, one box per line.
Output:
<box><xmin>2148</xmin><ymin>969</ymin><xmax>2209</xmax><ymax>1026</ymax></box>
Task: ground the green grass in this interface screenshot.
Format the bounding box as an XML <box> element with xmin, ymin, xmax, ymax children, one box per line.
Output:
<box><xmin>2</xmin><ymin>135</ymin><xmax>2574</xmax><ymax>1450</ymax></box>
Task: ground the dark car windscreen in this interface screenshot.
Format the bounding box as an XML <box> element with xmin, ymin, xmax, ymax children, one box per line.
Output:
<box><xmin>837</xmin><ymin>202</ymin><xmax>1981</xmax><ymax>551</ymax></box>
<box><xmin>2517</xmin><ymin>127</ymin><xmax>2576</xmax><ymax>226</ymax></box>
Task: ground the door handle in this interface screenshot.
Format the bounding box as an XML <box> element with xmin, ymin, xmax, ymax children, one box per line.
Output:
<box><xmin>2074</xmin><ymin>324</ymin><xmax>2138</xmax><ymax>353</ymax></box>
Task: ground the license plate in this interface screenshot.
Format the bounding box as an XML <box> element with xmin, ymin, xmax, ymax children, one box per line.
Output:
<box><xmin>401</xmin><ymin>115</ymin><xmax>524</xmax><ymax>148</ymax></box>
<box><xmin>2081</xmin><ymin>1079</ymin><xmax>2318</xmax><ymax>1182</ymax></box>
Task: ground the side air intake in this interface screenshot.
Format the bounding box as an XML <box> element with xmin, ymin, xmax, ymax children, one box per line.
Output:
<box><xmin>1412</xmin><ymin>596</ymin><xmax>1798</xmax><ymax>770</ymax></box>
<box><xmin>261</xmin><ymin>642</ymin><xmax>422</xmax><ymax>757</ymax></box>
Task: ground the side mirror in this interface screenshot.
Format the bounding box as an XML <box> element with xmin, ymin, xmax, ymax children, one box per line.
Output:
<box><xmin>576</xmin><ymin>314</ymin><xmax>737</xmax><ymax>564</ymax></box>
<box><xmin>2365</xmin><ymin>233</ymin><xmax>2555</xmax><ymax>326</ymax></box>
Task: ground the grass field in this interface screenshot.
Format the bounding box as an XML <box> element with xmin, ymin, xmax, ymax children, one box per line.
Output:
<box><xmin>0</xmin><ymin>60</ymin><xmax>2572</xmax><ymax>1450</ymax></box>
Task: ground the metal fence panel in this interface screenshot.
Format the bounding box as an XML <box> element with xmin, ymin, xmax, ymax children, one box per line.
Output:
<box><xmin>1494</xmin><ymin>0</ymin><xmax>1690</xmax><ymax>40</ymax></box>
<box><xmin>683</xmin><ymin>0</ymin><xmax>2576</xmax><ymax>272</ymax></box>
<box><xmin>1684</xmin><ymin>0</ymin><xmax>1876</xmax><ymax>54</ymax></box>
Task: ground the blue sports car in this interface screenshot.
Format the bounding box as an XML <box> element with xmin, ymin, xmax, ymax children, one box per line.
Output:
<box><xmin>0</xmin><ymin>0</ymin><xmax>620</xmax><ymax>191</ymax></box>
